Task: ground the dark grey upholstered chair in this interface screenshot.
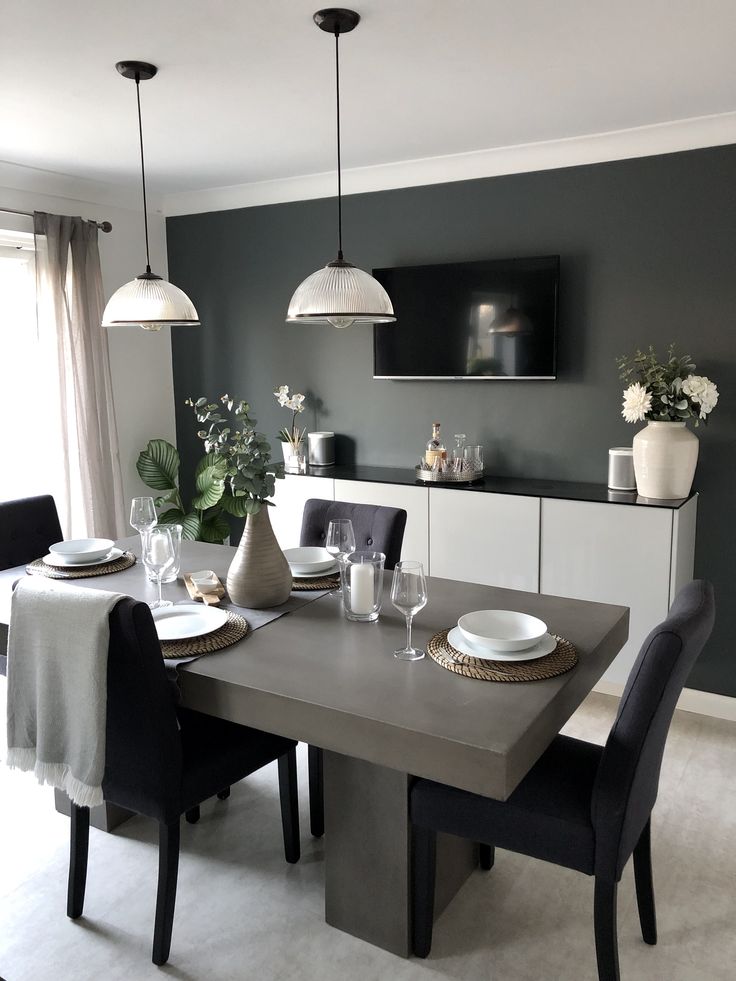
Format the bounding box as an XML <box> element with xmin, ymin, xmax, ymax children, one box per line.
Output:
<box><xmin>0</xmin><ymin>495</ymin><xmax>63</xmax><ymax>675</ymax></box>
<box><xmin>300</xmin><ymin>498</ymin><xmax>408</xmax><ymax>837</ymax></box>
<box><xmin>410</xmin><ymin>580</ymin><xmax>715</xmax><ymax>981</ymax></box>
<box><xmin>68</xmin><ymin>597</ymin><xmax>300</xmax><ymax>966</ymax></box>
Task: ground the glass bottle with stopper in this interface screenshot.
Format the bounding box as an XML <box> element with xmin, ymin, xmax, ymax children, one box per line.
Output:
<box><xmin>425</xmin><ymin>422</ymin><xmax>446</xmax><ymax>466</ymax></box>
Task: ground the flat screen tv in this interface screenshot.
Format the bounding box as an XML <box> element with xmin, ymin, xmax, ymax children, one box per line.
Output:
<box><xmin>373</xmin><ymin>255</ymin><xmax>559</xmax><ymax>380</ymax></box>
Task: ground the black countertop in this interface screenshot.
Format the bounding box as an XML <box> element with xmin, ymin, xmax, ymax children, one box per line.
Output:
<box><xmin>297</xmin><ymin>464</ymin><xmax>695</xmax><ymax>510</ymax></box>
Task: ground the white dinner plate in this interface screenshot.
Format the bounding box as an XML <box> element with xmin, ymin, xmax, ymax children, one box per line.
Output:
<box><xmin>447</xmin><ymin>626</ymin><xmax>558</xmax><ymax>662</ymax></box>
<box><xmin>152</xmin><ymin>604</ymin><xmax>228</xmax><ymax>641</ymax></box>
<box><xmin>43</xmin><ymin>546</ymin><xmax>125</xmax><ymax>569</ymax></box>
<box><xmin>291</xmin><ymin>562</ymin><xmax>340</xmax><ymax>580</ymax></box>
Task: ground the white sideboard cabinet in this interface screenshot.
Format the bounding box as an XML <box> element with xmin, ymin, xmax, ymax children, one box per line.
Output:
<box><xmin>429</xmin><ymin>489</ymin><xmax>540</xmax><ymax>592</ymax></box>
<box><xmin>540</xmin><ymin>496</ymin><xmax>697</xmax><ymax>685</ymax></box>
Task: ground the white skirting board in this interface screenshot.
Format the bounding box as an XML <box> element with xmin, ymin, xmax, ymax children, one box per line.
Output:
<box><xmin>594</xmin><ymin>680</ymin><xmax>736</xmax><ymax>723</ymax></box>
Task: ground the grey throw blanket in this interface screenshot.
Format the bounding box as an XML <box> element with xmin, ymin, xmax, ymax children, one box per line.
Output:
<box><xmin>6</xmin><ymin>577</ymin><xmax>123</xmax><ymax>807</ymax></box>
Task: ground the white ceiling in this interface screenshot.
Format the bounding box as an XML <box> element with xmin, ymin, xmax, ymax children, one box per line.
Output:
<box><xmin>2</xmin><ymin>0</ymin><xmax>736</xmax><ymax>200</ymax></box>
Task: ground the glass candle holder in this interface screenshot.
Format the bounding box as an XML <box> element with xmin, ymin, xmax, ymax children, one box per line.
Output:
<box><xmin>340</xmin><ymin>550</ymin><xmax>385</xmax><ymax>622</ymax></box>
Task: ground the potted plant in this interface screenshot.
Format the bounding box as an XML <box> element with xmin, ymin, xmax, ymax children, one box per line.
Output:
<box><xmin>618</xmin><ymin>345</ymin><xmax>719</xmax><ymax>498</ymax></box>
<box><xmin>186</xmin><ymin>395</ymin><xmax>291</xmax><ymax>608</ymax></box>
<box><xmin>274</xmin><ymin>385</ymin><xmax>306</xmax><ymax>472</ymax></box>
<box><xmin>136</xmin><ymin>438</ymin><xmax>230</xmax><ymax>543</ymax></box>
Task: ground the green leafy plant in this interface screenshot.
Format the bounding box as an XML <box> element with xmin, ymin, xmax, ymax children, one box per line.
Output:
<box><xmin>186</xmin><ymin>395</ymin><xmax>284</xmax><ymax>516</ymax></box>
<box><xmin>136</xmin><ymin>438</ymin><xmax>230</xmax><ymax>542</ymax></box>
<box><xmin>617</xmin><ymin>344</ymin><xmax>719</xmax><ymax>426</ymax></box>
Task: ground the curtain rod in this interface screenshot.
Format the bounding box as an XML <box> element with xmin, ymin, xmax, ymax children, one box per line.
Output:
<box><xmin>0</xmin><ymin>207</ymin><xmax>112</xmax><ymax>233</ymax></box>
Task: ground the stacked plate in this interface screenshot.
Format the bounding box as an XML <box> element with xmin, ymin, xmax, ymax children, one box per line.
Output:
<box><xmin>448</xmin><ymin>609</ymin><xmax>556</xmax><ymax>661</ymax></box>
<box><xmin>44</xmin><ymin>538</ymin><xmax>123</xmax><ymax>569</ymax></box>
<box><xmin>152</xmin><ymin>604</ymin><xmax>228</xmax><ymax>641</ymax></box>
<box><xmin>283</xmin><ymin>547</ymin><xmax>339</xmax><ymax>579</ymax></box>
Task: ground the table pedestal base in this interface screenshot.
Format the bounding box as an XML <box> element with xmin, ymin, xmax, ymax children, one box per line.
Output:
<box><xmin>324</xmin><ymin>750</ymin><xmax>477</xmax><ymax>956</ymax></box>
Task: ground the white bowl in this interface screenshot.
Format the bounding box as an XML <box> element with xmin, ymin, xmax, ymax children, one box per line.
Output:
<box><xmin>190</xmin><ymin>569</ymin><xmax>220</xmax><ymax>594</ymax></box>
<box><xmin>457</xmin><ymin>609</ymin><xmax>548</xmax><ymax>652</ymax></box>
<box><xmin>48</xmin><ymin>538</ymin><xmax>115</xmax><ymax>565</ymax></box>
<box><xmin>283</xmin><ymin>547</ymin><xmax>335</xmax><ymax>574</ymax></box>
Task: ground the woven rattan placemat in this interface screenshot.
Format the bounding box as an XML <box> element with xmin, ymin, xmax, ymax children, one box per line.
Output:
<box><xmin>292</xmin><ymin>574</ymin><xmax>340</xmax><ymax>591</ymax></box>
<box><xmin>161</xmin><ymin>610</ymin><xmax>249</xmax><ymax>659</ymax></box>
<box><xmin>427</xmin><ymin>629</ymin><xmax>578</xmax><ymax>682</ymax></box>
<box><xmin>26</xmin><ymin>551</ymin><xmax>137</xmax><ymax>580</ymax></box>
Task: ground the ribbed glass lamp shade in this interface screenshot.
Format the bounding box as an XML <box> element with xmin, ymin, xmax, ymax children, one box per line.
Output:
<box><xmin>286</xmin><ymin>261</ymin><xmax>395</xmax><ymax>329</ymax></box>
<box><xmin>102</xmin><ymin>274</ymin><xmax>200</xmax><ymax>331</ymax></box>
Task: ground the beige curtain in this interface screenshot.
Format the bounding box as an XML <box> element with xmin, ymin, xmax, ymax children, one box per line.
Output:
<box><xmin>34</xmin><ymin>212</ymin><xmax>125</xmax><ymax>538</ymax></box>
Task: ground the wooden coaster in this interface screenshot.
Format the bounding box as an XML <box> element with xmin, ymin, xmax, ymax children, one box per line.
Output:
<box><xmin>161</xmin><ymin>610</ymin><xmax>249</xmax><ymax>660</ymax></box>
<box><xmin>427</xmin><ymin>629</ymin><xmax>578</xmax><ymax>682</ymax></box>
<box><xmin>26</xmin><ymin>551</ymin><xmax>136</xmax><ymax>580</ymax></box>
<box><xmin>292</xmin><ymin>574</ymin><xmax>341</xmax><ymax>591</ymax></box>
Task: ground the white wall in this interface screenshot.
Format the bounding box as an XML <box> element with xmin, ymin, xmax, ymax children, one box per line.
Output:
<box><xmin>0</xmin><ymin>165</ymin><xmax>177</xmax><ymax>509</ymax></box>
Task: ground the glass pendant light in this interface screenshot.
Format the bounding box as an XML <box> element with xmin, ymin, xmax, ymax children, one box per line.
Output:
<box><xmin>287</xmin><ymin>9</ymin><xmax>395</xmax><ymax>329</ymax></box>
<box><xmin>102</xmin><ymin>61</ymin><xmax>200</xmax><ymax>331</ymax></box>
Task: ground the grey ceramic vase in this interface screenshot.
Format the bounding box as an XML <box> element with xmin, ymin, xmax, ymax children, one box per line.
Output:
<box><xmin>226</xmin><ymin>506</ymin><xmax>293</xmax><ymax>609</ymax></box>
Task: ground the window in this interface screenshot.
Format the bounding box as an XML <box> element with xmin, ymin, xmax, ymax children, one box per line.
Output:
<box><xmin>0</xmin><ymin>228</ymin><xmax>47</xmax><ymax>501</ymax></box>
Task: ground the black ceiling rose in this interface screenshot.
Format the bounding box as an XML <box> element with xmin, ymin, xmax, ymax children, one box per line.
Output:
<box><xmin>313</xmin><ymin>8</ymin><xmax>360</xmax><ymax>34</ymax></box>
<box><xmin>115</xmin><ymin>61</ymin><xmax>158</xmax><ymax>81</ymax></box>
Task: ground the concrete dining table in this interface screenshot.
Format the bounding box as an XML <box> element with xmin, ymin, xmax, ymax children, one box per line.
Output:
<box><xmin>0</xmin><ymin>537</ymin><xmax>629</xmax><ymax>957</ymax></box>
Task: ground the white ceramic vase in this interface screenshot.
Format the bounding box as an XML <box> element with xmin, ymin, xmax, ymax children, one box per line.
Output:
<box><xmin>632</xmin><ymin>421</ymin><xmax>699</xmax><ymax>499</ymax></box>
<box><xmin>226</xmin><ymin>506</ymin><xmax>292</xmax><ymax>609</ymax></box>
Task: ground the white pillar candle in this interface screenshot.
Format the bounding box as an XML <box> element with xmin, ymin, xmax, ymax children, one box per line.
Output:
<box><xmin>350</xmin><ymin>562</ymin><xmax>375</xmax><ymax>615</ymax></box>
<box><xmin>150</xmin><ymin>535</ymin><xmax>169</xmax><ymax>565</ymax></box>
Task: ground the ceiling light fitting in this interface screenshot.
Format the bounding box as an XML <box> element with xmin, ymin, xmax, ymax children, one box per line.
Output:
<box><xmin>286</xmin><ymin>9</ymin><xmax>395</xmax><ymax>329</ymax></box>
<box><xmin>102</xmin><ymin>61</ymin><xmax>200</xmax><ymax>331</ymax></box>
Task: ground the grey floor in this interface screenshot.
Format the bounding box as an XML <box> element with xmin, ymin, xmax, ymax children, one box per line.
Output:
<box><xmin>1</xmin><ymin>681</ymin><xmax>734</xmax><ymax>981</ymax></box>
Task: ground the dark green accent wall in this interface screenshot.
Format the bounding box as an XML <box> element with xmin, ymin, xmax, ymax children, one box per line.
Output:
<box><xmin>167</xmin><ymin>145</ymin><xmax>736</xmax><ymax>697</ymax></box>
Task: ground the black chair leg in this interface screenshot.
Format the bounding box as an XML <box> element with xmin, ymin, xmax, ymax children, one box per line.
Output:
<box><xmin>594</xmin><ymin>877</ymin><xmax>620</xmax><ymax>981</ymax></box>
<box><xmin>67</xmin><ymin>804</ymin><xmax>90</xmax><ymax>919</ymax></box>
<box><xmin>185</xmin><ymin>805</ymin><xmax>200</xmax><ymax>824</ymax></box>
<box><xmin>217</xmin><ymin>787</ymin><xmax>231</xmax><ymax>800</ymax></box>
<box><xmin>278</xmin><ymin>747</ymin><xmax>300</xmax><ymax>864</ymax></box>
<box><xmin>479</xmin><ymin>843</ymin><xmax>495</xmax><ymax>870</ymax></box>
<box><xmin>308</xmin><ymin>744</ymin><xmax>324</xmax><ymax>838</ymax></box>
<box><xmin>633</xmin><ymin>819</ymin><xmax>657</xmax><ymax>945</ymax></box>
<box><xmin>411</xmin><ymin>824</ymin><xmax>437</xmax><ymax>958</ymax></box>
<box><xmin>152</xmin><ymin>819</ymin><xmax>180</xmax><ymax>966</ymax></box>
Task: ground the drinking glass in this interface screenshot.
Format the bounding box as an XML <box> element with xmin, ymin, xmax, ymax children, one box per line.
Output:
<box><xmin>390</xmin><ymin>561</ymin><xmax>428</xmax><ymax>660</ymax></box>
<box><xmin>142</xmin><ymin>526</ymin><xmax>175</xmax><ymax>609</ymax></box>
<box><xmin>130</xmin><ymin>496</ymin><xmax>157</xmax><ymax>533</ymax></box>
<box><xmin>464</xmin><ymin>445</ymin><xmax>484</xmax><ymax>473</ymax></box>
<box><xmin>147</xmin><ymin>523</ymin><xmax>182</xmax><ymax>583</ymax></box>
<box><xmin>130</xmin><ymin>496</ymin><xmax>157</xmax><ymax>556</ymax></box>
<box><xmin>452</xmin><ymin>434</ymin><xmax>467</xmax><ymax>463</ymax></box>
<box><xmin>326</xmin><ymin>519</ymin><xmax>356</xmax><ymax>567</ymax></box>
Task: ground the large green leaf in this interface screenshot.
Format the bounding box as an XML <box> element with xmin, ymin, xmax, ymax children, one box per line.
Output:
<box><xmin>136</xmin><ymin>439</ymin><xmax>180</xmax><ymax>491</ymax></box>
<box><xmin>219</xmin><ymin>491</ymin><xmax>251</xmax><ymax>517</ymax></box>
<box><xmin>157</xmin><ymin>509</ymin><xmax>201</xmax><ymax>542</ymax></box>
<box><xmin>191</xmin><ymin>465</ymin><xmax>226</xmax><ymax>510</ymax></box>
<box><xmin>200</xmin><ymin>510</ymin><xmax>230</xmax><ymax>544</ymax></box>
<box><xmin>194</xmin><ymin>452</ymin><xmax>227</xmax><ymax>479</ymax></box>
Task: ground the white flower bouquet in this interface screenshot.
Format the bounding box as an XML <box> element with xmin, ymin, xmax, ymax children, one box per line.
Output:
<box><xmin>274</xmin><ymin>385</ymin><xmax>307</xmax><ymax>453</ymax></box>
<box><xmin>617</xmin><ymin>345</ymin><xmax>718</xmax><ymax>426</ymax></box>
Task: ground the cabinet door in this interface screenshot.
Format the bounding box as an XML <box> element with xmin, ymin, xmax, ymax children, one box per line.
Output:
<box><xmin>540</xmin><ymin>499</ymin><xmax>672</xmax><ymax>686</ymax></box>
<box><xmin>333</xmin><ymin>480</ymin><xmax>429</xmax><ymax>569</ymax></box>
<box><xmin>269</xmin><ymin>475</ymin><xmax>334</xmax><ymax>550</ymax></box>
<box><xmin>429</xmin><ymin>489</ymin><xmax>540</xmax><ymax>592</ymax></box>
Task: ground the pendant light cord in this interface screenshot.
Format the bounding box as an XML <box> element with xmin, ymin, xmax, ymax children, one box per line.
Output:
<box><xmin>334</xmin><ymin>29</ymin><xmax>343</xmax><ymax>262</ymax></box>
<box><xmin>134</xmin><ymin>73</ymin><xmax>152</xmax><ymax>274</ymax></box>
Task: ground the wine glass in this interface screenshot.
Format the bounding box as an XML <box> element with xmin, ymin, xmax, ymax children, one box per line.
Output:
<box><xmin>390</xmin><ymin>561</ymin><xmax>428</xmax><ymax>661</ymax></box>
<box><xmin>130</xmin><ymin>496</ymin><xmax>157</xmax><ymax>554</ymax></box>
<box><xmin>326</xmin><ymin>519</ymin><xmax>356</xmax><ymax>568</ymax></box>
<box><xmin>142</xmin><ymin>526</ymin><xmax>175</xmax><ymax>609</ymax></box>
